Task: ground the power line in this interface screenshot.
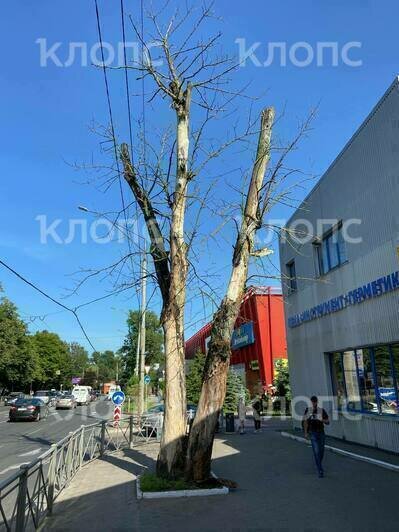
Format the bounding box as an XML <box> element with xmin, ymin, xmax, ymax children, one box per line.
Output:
<box><xmin>0</xmin><ymin>258</ymin><xmax>97</xmax><ymax>351</ymax></box>
<box><xmin>95</xmin><ymin>0</ymin><xmax>142</xmax><ymax>308</ymax></box>
<box><xmin>140</xmin><ymin>0</ymin><xmax>147</xmax><ymax>174</ymax></box>
<box><xmin>120</xmin><ymin>0</ymin><xmax>134</xmax><ymax>162</ymax></box>
<box><xmin>94</xmin><ymin>0</ymin><xmax>134</xmax><ymax>251</ymax></box>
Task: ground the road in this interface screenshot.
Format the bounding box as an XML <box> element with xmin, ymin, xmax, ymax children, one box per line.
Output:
<box><xmin>0</xmin><ymin>398</ymin><xmax>115</xmax><ymax>481</ymax></box>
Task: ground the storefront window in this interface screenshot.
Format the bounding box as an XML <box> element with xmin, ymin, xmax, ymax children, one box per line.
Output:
<box><xmin>373</xmin><ymin>346</ymin><xmax>396</xmax><ymax>414</ymax></box>
<box><xmin>343</xmin><ymin>350</ymin><xmax>361</xmax><ymax>410</ymax></box>
<box><xmin>390</xmin><ymin>344</ymin><xmax>399</xmax><ymax>413</ymax></box>
<box><xmin>356</xmin><ymin>349</ymin><xmax>378</xmax><ymax>413</ymax></box>
<box><xmin>331</xmin><ymin>352</ymin><xmax>345</xmax><ymax>407</ymax></box>
<box><xmin>330</xmin><ymin>343</ymin><xmax>399</xmax><ymax>416</ymax></box>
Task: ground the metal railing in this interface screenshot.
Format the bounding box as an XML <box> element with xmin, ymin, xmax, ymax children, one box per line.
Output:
<box><xmin>0</xmin><ymin>414</ymin><xmax>162</xmax><ymax>532</ymax></box>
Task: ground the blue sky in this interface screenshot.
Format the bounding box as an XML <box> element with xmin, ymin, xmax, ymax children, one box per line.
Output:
<box><xmin>1</xmin><ymin>0</ymin><xmax>399</xmax><ymax>352</ymax></box>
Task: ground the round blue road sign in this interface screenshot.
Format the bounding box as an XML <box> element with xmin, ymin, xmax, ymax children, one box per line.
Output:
<box><xmin>144</xmin><ymin>375</ymin><xmax>151</xmax><ymax>385</ymax></box>
<box><xmin>111</xmin><ymin>390</ymin><xmax>125</xmax><ymax>406</ymax></box>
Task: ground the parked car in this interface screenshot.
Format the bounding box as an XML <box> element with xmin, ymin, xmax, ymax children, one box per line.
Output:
<box><xmin>5</xmin><ymin>392</ymin><xmax>26</xmax><ymax>406</ymax></box>
<box><xmin>34</xmin><ymin>390</ymin><xmax>55</xmax><ymax>406</ymax></box>
<box><xmin>56</xmin><ymin>394</ymin><xmax>77</xmax><ymax>410</ymax></box>
<box><xmin>142</xmin><ymin>404</ymin><xmax>197</xmax><ymax>436</ymax></box>
<box><xmin>9</xmin><ymin>398</ymin><xmax>49</xmax><ymax>422</ymax></box>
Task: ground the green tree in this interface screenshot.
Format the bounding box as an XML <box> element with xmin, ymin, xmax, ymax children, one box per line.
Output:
<box><xmin>186</xmin><ymin>351</ymin><xmax>246</xmax><ymax>412</ymax></box>
<box><xmin>120</xmin><ymin>310</ymin><xmax>164</xmax><ymax>381</ymax></box>
<box><xmin>273</xmin><ymin>359</ymin><xmax>291</xmax><ymax>400</ymax></box>
<box><xmin>223</xmin><ymin>371</ymin><xmax>246</xmax><ymax>413</ymax></box>
<box><xmin>0</xmin><ymin>290</ymin><xmax>41</xmax><ymax>390</ymax></box>
<box><xmin>92</xmin><ymin>350</ymin><xmax>117</xmax><ymax>384</ymax></box>
<box><xmin>81</xmin><ymin>365</ymin><xmax>98</xmax><ymax>387</ymax></box>
<box><xmin>31</xmin><ymin>330</ymin><xmax>72</xmax><ymax>388</ymax></box>
<box><xmin>186</xmin><ymin>351</ymin><xmax>206</xmax><ymax>405</ymax></box>
<box><xmin>69</xmin><ymin>342</ymin><xmax>89</xmax><ymax>377</ymax></box>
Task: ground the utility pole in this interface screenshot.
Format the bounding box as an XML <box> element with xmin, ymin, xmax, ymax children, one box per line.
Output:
<box><xmin>134</xmin><ymin>328</ymin><xmax>141</xmax><ymax>376</ymax></box>
<box><xmin>138</xmin><ymin>253</ymin><xmax>147</xmax><ymax>415</ymax></box>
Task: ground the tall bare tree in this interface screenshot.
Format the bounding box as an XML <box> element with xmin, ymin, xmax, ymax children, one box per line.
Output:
<box><xmin>78</xmin><ymin>1</ymin><xmax>314</xmax><ymax>480</ymax></box>
<box><xmin>185</xmin><ymin>108</ymin><xmax>275</xmax><ymax>480</ymax></box>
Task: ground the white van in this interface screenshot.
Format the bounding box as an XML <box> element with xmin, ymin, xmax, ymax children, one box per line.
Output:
<box><xmin>72</xmin><ymin>386</ymin><xmax>91</xmax><ymax>406</ymax></box>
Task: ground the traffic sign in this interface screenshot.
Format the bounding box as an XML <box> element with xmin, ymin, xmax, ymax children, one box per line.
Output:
<box><xmin>144</xmin><ymin>375</ymin><xmax>151</xmax><ymax>385</ymax></box>
<box><xmin>113</xmin><ymin>405</ymin><xmax>122</xmax><ymax>426</ymax></box>
<box><xmin>111</xmin><ymin>390</ymin><xmax>125</xmax><ymax>406</ymax></box>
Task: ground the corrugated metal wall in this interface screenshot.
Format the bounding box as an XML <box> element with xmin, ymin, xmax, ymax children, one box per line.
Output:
<box><xmin>279</xmin><ymin>77</ymin><xmax>399</xmax><ymax>451</ymax></box>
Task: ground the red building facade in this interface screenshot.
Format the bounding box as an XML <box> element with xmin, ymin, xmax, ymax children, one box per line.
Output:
<box><xmin>185</xmin><ymin>287</ymin><xmax>287</xmax><ymax>394</ymax></box>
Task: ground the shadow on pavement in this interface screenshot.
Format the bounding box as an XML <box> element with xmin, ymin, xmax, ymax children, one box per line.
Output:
<box><xmin>43</xmin><ymin>418</ymin><xmax>399</xmax><ymax>532</ymax></box>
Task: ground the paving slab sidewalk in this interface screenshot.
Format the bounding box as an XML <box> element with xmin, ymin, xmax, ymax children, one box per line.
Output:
<box><xmin>43</xmin><ymin>419</ymin><xmax>399</xmax><ymax>532</ymax></box>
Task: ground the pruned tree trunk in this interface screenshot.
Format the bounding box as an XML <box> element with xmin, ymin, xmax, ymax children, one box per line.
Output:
<box><xmin>185</xmin><ymin>107</ymin><xmax>275</xmax><ymax>481</ymax></box>
<box><xmin>157</xmin><ymin>84</ymin><xmax>192</xmax><ymax>478</ymax></box>
<box><xmin>121</xmin><ymin>82</ymin><xmax>192</xmax><ymax>479</ymax></box>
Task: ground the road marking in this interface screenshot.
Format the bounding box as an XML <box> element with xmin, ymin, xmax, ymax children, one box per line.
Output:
<box><xmin>0</xmin><ymin>463</ymin><xmax>29</xmax><ymax>476</ymax></box>
<box><xmin>22</xmin><ymin>419</ymin><xmax>60</xmax><ymax>437</ymax></box>
<box><xmin>18</xmin><ymin>448</ymin><xmax>42</xmax><ymax>457</ymax></box>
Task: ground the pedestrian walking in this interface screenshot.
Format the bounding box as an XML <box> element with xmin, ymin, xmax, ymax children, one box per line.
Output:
<box><xmin>237</xmin><ymin>395</ymin><xmax>246</xmax><ymax>434</ymax></box>
<box><xmin>252</xmin><ymin>395</ymin><xmax>262</xmax><ymax>433</ymax></box>
<box><xmin>303</xmin><ymin>395</ymin><xmax>329</xmax><ymax>478</ymax></box>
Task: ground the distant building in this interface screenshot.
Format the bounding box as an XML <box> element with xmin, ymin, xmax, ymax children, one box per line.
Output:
<box><xmin>102</xmin><ymin>381</ymin><xmax>116</xmax><ymax>395</ymax></box>
<box><xmin>185</xmin><ymin>286</ymin><xmax>287</xmax><ymax>395</ymax></box>
<box><xmin>279</xmin><ymin>77</ymin><xmax>399</xmax><ymax>452</ymax></box>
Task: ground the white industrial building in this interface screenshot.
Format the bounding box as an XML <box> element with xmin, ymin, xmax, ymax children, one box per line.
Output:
<box><xmin>279</xmin><ymin>77</ymin><xmax>399</xmax><ymax>452</ymax></box>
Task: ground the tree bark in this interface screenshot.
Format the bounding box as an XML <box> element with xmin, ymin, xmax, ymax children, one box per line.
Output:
<box><xmin>185</xmin><ymin>107</ymin><xmax>275</xmax><ymax>481</ymax></box>
<box><xmin>157</xmin><ymin>83</ymin><xmax>192</xmax><ymax>478</ymax></box>
<box><xmin>121</xmin><ymin>84</ymin><xmax>193</xmax><ymax>478</ymax></box>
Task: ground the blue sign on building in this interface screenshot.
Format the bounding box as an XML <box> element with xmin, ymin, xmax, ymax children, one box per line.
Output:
<box><xmin>288</xmin><ymin>270</ymin><xmax>399</xmax><ymax>328</ymax></box>
<box><xmin>231</xmin><ymin>322</ymin><xmax>255</xmax><ymax>350</ymax></box>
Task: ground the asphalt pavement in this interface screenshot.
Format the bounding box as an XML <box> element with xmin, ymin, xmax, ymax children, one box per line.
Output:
<box><xmin>0</xmin><ymin>398</ymin><xmax>115</xmax><ymax>480</ymax></box>
<box><xmin>46</xmin><ymin>419</ymin><xmax>399</xmax><ymax>532</ymax></box>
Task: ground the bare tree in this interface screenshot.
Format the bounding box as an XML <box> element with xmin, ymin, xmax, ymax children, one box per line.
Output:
<box><xmin>119</xmin><ymin>2</ymin><xmax>235</xmax><ymax>478</ymax></box>
<box><xmin>78</xmin><ymin>1</ymin><xmax>314</xmax><ymax>481</ymax></box>
<box><xmin>185</xmin><ymin>107</ymin><xmax>275</xmax><ymax>480</ymax></box>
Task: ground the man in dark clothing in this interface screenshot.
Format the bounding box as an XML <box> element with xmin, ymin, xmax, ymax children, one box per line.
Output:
<box><xmin>303</xmin><ymin>395</ymin><xmax>329</xmax><ymax>478</ymax></box>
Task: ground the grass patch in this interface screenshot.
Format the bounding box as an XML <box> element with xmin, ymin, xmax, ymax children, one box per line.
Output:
<box><xmin>140</xmin><ymin>473</ymin><xmax>193</xmax><ymax>492</ymax></box>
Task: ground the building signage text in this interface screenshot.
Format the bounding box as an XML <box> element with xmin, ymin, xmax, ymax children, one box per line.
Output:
<box><xmin>231</xmin><ymin>321</ymin><xmax>255</xmax><ymax>349</ymax></box>
<box><xmin>288</xmin><ymin>271</ymin><xmax>399</xmax><ymax>328</ymax></box>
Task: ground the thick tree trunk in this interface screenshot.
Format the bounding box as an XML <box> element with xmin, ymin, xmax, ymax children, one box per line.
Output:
<box><xmin>156</xmin><ymin>313</ymin><xmax>187</xmax><ymax>477</ymax></box>
<box><xmin>156</xmin><ymin>84</ymin><xmax>192</xmax><ymax>478</ymax></box>
<box><xmin>185</xmin><ymin>108</ymin><xmax>275</xmax><ymax>481</ymax></box>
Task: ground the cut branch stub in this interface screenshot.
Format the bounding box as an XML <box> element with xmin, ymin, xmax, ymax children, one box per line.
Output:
<box><xmin>120</xmin><ymin>143</ymin><xmax>170</xmax><ymax>307</ymax></box>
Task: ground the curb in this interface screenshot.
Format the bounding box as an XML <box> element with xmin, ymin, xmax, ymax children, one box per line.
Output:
<box><xmin>136</xmin><ymin>472</ymin><xmax>229</xmax><ymax>499</ymax></box>
<box><xmin>281</xmin><ymin>431</ymin><xmax>399</xmax><ymax>473</ymax></box>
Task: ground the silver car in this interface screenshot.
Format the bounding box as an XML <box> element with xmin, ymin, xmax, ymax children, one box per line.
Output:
<box><xmin>55</xmin><ymin>394</ymin><xmax>77</xmax><ymax>410</ymax></box>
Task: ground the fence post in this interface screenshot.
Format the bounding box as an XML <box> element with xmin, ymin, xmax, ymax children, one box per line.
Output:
<box><xmin>79</xmin><ymin>425</ymin><xmax>85</xmax><ymax>468</ymax></box>
<box><xmin>156</xmin><ymin>414</ymin><xmax>163</xmax><ymax>442</ymax></box>
<box><xmin>65</xmin><ymin>432</ymin><xmax>74</xmax><ymax>481</ymax></box>
<box><xmin>15</xmin><ymin>464</ymin><xmax>29</xmax><ymax>532</ymax></box>
<box><xmin>47</xmin><ymin>444</ymin><xmax>58</xmax><ymax>516</ymax></box>
<box><xmin>129</xmin><ymin>415</ymin><xmax>134</xmax><ymax>448</ymax></box>
<box><xmin>100</xmin><ymin>420</ymin><xmax>106</xmax><ymax>457</ymax></box>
